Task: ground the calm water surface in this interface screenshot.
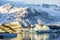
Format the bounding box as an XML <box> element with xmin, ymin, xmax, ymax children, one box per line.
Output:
<box><xmin>0</xmin><ymin>32</ymin><xmax>60</xmax><ymax>40</ymax></box>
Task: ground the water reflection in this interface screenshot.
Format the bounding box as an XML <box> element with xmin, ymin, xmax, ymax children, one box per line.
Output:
<box><xmin>0</xmin><ymin>32</ymin><xmax>60</xmax><ymax>40</ymax></box>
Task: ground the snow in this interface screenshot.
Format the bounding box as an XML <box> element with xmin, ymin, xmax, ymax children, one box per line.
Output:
<box><xmin>0</xmin><ymin>2</ymin><xmax>60</xmax><ymax>26</ymax></box>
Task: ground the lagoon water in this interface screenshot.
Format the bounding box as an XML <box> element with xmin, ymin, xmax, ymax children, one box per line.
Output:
<box><xmin>0</xmin><ymin>32</ymin><xmax>60</xmax><ymax>40</ymax></box>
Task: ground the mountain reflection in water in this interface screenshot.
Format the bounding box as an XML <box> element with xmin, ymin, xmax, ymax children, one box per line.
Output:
<box><xmin>0</xmin><ymin>32</ymin><xmax>60</xmax><ymax>40</ymax></box>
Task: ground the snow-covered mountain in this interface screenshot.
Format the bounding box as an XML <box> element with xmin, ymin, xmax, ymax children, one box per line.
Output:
<box><xmin>0</xmin><ymin>3</ymin><xmax>56</xmax><ymax>27</ymax></box>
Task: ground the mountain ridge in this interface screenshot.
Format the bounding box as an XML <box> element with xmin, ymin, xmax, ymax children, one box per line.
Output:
<box><xmin>0</xmin><ymin>3</ymin><xmax>56</xmax><ymax>26</ymax></box>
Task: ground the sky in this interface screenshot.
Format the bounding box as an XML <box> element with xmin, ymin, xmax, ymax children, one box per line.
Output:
<box><xmin>0</xmin><ymin>0</ymin><xmax>60</xmax><ymax>5</ymax></box>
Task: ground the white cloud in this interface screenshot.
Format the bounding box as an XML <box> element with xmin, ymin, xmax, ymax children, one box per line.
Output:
<box><xmin>0</xmin><ymin>0</ymin><xmax>60</xmax><ymax>5</ymax></box>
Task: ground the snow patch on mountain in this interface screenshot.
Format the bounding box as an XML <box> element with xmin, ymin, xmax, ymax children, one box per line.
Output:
<box><xmin>0</xmin><ymin>3</ymin><xmax>56</xmax><ymax>26</ymax></box>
